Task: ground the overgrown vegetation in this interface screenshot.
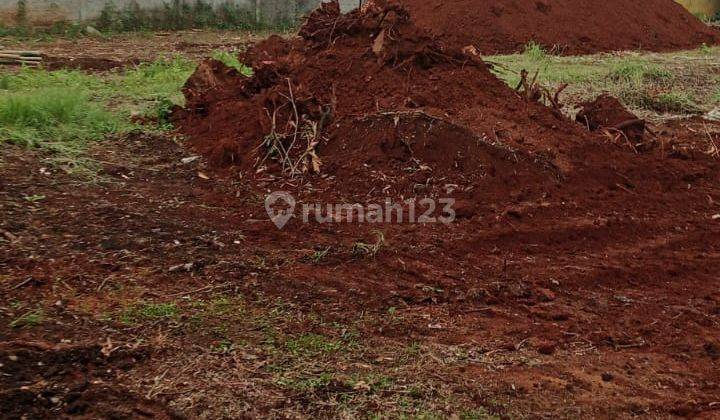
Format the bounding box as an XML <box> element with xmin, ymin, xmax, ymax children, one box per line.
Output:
<box><xmin>491</xmin><ymin>45</ymin><xmax>720</xmax><ymax>115</ymax></box>
<box><xmin>0</xmin><ymin>57</ymin><xmax>195</xmax><ymax>173</ymax></box>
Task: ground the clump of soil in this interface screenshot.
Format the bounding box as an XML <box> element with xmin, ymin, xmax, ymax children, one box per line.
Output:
<box><xmin>577</xmin><ymin>94</ymin><xmax>646</xmax><ymax>142</ymax></box>
<box><xmin>174</xmin><ymin>0</ymin><xmax>595</xmax><ymax>200</ymax></box>
<box><xmin>388</xmin><ymin>0</ymin><xmax>719</xmax><ymax>55</ymax></box>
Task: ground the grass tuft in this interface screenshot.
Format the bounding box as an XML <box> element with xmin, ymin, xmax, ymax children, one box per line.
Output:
<box><xmin>523</xmin><ymin>41</ymin><xmax>548</xmax><ymax>62</ymax></box>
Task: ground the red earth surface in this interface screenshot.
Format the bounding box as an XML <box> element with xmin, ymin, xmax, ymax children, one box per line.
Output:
<box><xmin>2</xmin><ymin>1</ymin><xmax>720</xmax><ymax>417</ymax></box>
<box><xmin>169</xmin><ymin>3</ymin><xmax>720</xmax><ymax>414</ymax></box>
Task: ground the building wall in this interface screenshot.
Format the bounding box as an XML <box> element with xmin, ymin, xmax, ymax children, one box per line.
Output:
<box><xmin>0</xmin><ymin>0</ymin><xmax>336</xmax><ymax>26</ymax></box>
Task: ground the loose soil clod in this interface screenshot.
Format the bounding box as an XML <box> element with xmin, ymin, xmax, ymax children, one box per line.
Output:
<box><xmin>577</xmin><ymin>94</ymin><xmax>647</xmax><ymax>144</ymax></box>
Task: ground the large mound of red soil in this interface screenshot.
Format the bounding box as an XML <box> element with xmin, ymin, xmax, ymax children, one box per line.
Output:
<box><xmin>175</xmin><ymin>1</ymin><xmax>603</xmax><ymax>204</ymax></box>
<box><xmin>392</xmin><ymin>0</ymin><xmax>720</xmax><ymax>55</ymax></box>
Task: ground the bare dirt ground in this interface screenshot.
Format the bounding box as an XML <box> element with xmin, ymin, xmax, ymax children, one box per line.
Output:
<box><xmin>2</xmin><ymin>30</ymin><xmax>720</xmax><ymax>418</ymax></box>
<box><xmin>0</xmin><ymin>29</ymin><xmax>273</xmax><ymax>70</ymax></box>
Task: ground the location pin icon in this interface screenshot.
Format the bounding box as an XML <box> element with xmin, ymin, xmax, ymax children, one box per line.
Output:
<box><xmin>265</xmin><ymin>191</ymin><xmax>296</xmax><ymax>229</ymax></box>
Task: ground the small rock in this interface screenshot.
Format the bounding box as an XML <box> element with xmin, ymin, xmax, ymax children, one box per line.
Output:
<box><xmin>601</xmin><ymin>372</ymin><xmax>614</xmax><ymax>382</ymax></box>
<box><xmin>8</xmin><ymin>355</ymin><xmax>18</xmax><ymax>362</ymax></box>
<box><xmin>181</xmin><ymin>156</ymin><xmax>200</xmax><ymax>164</ymax></box>
<box><xmin>712</xmin><ymin>214</ymin><xmax>720</xmax><ymax>220</ymax></box>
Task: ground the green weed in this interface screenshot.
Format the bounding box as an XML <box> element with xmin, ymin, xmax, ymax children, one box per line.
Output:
<box><xmin>306</xmin><ymin>246</ymin><xmax>331</xmax><ymax>264</ymax></box>
<box><xmin>9</xmin><ymin>309</ymin><xmax>44</xmax><ymax>328</ymax></box>
<box><xmin>277</xmin><ymin>372</ymin><xmax>334</xmax><ymax>391</ymax></box>
<box><xmin>523</xmin><ymin>41</ymin><xmax>548</xmax><ymax>62</ymax></box>
<box><xmin>285</xmin><ymin>333</ymin><xmax>343</xmax><ymax>356</ymax></box>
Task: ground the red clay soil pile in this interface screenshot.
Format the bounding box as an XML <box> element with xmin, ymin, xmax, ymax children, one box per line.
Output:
<box><xmin>174</xmin><ymin>1</ymin><xmax>609</xmax><ymax>201</ymax></box>
<box><xmin>390</xmin><ymin>0</ymin><xmax>719</xmax><ymax>55</ymax></box>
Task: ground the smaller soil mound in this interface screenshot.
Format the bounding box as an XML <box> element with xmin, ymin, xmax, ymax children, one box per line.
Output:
<box><xmin>577</xmin><ymin>94</ymin><xmax>646</xmax><ymax>142</ymax></box>
<box><xmin>391</xmin><ymin>0</ymin><xmax>720</xmax><ymax>55</ymax></box>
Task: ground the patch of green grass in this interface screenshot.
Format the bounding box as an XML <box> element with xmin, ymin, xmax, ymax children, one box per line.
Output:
<box><xmin>120</xmin><ymin>302</ymin><xmax>179</xmax><ymax>324</ymax></box>
<box><xmin>488</xmin><ymin>49</ymin><xmax>718</xmax><ymax>115</ymax></box>
<box><xmin>305</xmin><ymin>246</ymin><xmax>331</xmax><ymax>264</ymax></box>
<box><xmin>211</xmin><ymin>50</ymin><xmax>253</xmax><ymax>76</ymax></box>
<box><xmin>608</xmin><ymin>60</ymin><xmax>672</xmax><ymax>84</ymax></box>
<box><xmin>277</xmin><ymin>372</ymin><xmax>335</xmax><ymax>391</ymax></box>
<box><xmin>0</xmin><ymin>58</ymin><xmax>194</xmax><ymax>174</ymax></box>
<box><xmin>110</xmin><ymin>56</ymin><xmax>195</xmax><ymax>117</ymax></box>
<box><xmin>652</xmin><ymin>91</ymin><xmax>699</xmax><ymax>114</ymax></box>
<box><xmin>0</xmin><ymin>87</ymin><xmax>125</xmax><ymax>165</ymax></box>
<box><xmin>9</xmin><ymin>309</ymin><xmax>45</xmax><ymax>328</ymax></box>
<box><xmin>285</xmin><ymin>333</ymin><xmax>343</xmax><ymax>356</ymax></box>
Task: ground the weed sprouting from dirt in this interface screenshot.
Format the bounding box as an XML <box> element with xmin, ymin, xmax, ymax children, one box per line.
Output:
<box><xmin>9</xmin><ymin>308</ymin><xmax>45</xmax><ymax>328</ymax></box>
<box><xmin>523</xmin><ymin>41</ymin><xmax>548</xmax><ymax>62</ymax></box>
<box><xmin>285</xmin><ymin>333</ymin><xmax>343</xmax><ymax>356</ymax></box>
<box><xmin>305</xmin><ymin>246</ymin><xmax>331</xmax><ymax>264</ymax></box>
<box><xmin>352</xmin><ymin>231</ymin><xmax>386</xmax><ymax>257</ymax></box>
<box><xmin>0</xmin><ymin>87</ymin><xmax>123</xmax><ymax>155</ymax></box>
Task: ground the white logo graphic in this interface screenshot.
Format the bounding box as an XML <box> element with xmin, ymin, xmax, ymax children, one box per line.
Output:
<box><xmin>265</xmin><ymin>191</ymin><xmax>296</xmax><ymax>229</ymax></box>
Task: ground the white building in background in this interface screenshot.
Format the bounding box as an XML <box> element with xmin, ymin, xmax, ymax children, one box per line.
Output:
<box><xmin>0</xmin><ymin>0</ymin><xmax>362</xmax><ymax>27</ymax></box>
